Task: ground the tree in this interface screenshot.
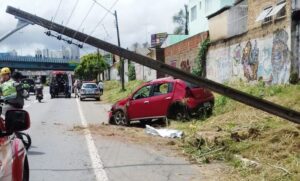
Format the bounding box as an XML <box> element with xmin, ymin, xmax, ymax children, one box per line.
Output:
<box><xmin>173</xmin><ymin>4</ymin><xmax>189</xmax><ymax>35</ymax></box>
<box><xmin>74</xmin><ymin>53</ymin><xmax>108</xmax><ymax>80</ymax></box>
<box><xmin>128</xmin><ymin>63</ymin><xmax>136</xmax><ymax>81</ymax></box>
<box><xmin>132</xmin><ymin>42</ymin><xmax>140</xmax><ymax>51</ymax></box>
<box><xmin>142</xmin><ymin>42</ymin><xmax>149</xmax><ymax>48</ymax></box>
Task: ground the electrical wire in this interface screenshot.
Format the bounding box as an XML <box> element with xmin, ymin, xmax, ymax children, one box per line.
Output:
<box><xmin>49</xmin><ymin>0</ymin><xmax>63</xmax><ymax>30</ymax></box>
<box><xmin>102</xmin><ymin>24</ymin><xmax>111</xmax><ymax>38</ymax></box>
<box><xmin>72</xmin><ymin>1</ymin><xmax>96</xmax><ymax>39</ymax></box>
<box><xmin>83</xmin><ymin>0</ymin><xmax>119</xmax><ymax>44</ymax></box>
<box><xmin>60</xmin><ymin>0</ymin><xmax>80</xmax><ymax>34</ymax></box>
<box><xmin>92</xmin><ymin>0</ymin><xmax>114</xmax><ymax>15</ymax></box>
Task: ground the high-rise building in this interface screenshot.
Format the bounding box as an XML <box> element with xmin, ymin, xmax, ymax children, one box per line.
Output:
<box><xmin>9</xmin><ymin>49</ymin><xmax>17</xmax><ymax>56</ymax></box>
<box><xmin>70</xmin><ymin>45</ymin><xmax>80</xmax><ymax>60</ymax></box>
<box><xmin>35</xmin><ymin>49</ymin><xmax>42</xmax><ymax>58</ymax></box>
<box><xmin>42</xmin><ymin>49</ymin><xmax>49</xmax><ymax>58</ymax></box>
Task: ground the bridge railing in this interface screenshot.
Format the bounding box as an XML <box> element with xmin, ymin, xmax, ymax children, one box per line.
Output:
<box><xmin>0</xmin><ymin>55</ymin><xmax>77</xmax><ymax>64</ymax></box>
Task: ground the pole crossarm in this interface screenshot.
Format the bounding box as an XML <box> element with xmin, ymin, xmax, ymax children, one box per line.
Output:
<box><xmin>6</xmin><ymin>5</ymin><xmax>300</xmax><ymax>124</ymax></box>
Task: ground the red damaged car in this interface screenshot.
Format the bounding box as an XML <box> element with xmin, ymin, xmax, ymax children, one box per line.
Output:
<box><xmin>109</xmin><ymin>77</ymin><xmax>214</xmax><ymax>126</ymax></box>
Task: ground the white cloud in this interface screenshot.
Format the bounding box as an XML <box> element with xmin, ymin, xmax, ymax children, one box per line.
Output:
<box><xmin>0</xmin><ymin>0</ymin><xmax>187</xmax><ymax>56</ymax></box>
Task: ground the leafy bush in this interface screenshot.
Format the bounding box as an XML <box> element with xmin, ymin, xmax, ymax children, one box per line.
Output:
<box><xmin>128</xmin><ymin>63</ymin><xmax>136</xmax><ymax>81</ymax></box>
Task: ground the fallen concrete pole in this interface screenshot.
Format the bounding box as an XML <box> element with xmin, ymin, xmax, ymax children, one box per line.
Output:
<box><xmin>6</xmin><ymin>6</ymin><xmax>300</xmax><ymax>124</ymax></box>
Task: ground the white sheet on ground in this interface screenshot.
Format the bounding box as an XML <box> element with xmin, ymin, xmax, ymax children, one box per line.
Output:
<box><xmin>145</xmin><ymin>125</ymin><xmax>183</xmax><ymax>138</ymax></box>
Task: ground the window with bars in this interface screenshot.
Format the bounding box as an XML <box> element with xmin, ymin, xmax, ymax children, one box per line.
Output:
<box><xmin>276</xmin><ymin>0</ymin><xmax>286</xmax><ymax>19</ymax></box>
<box><xmin>263</xmin><ymin>6</ymin><xmax>273</xmax><ymax>23</ymax></box>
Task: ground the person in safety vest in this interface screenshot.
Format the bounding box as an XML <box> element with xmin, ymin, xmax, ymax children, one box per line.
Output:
<box><xmin>0</xmin><ymin>68</ymin><xmax>25</xmax><ymax>116</ymax></box>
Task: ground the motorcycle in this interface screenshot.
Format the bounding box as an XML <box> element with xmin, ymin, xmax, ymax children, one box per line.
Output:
<box><xmin>35</xmin><ymin>84</ymin><xmax>43</xmax><ymax>102</ymax></box>
<box><xmin>0</xmin><ymin>99</ymin><xmax>31</xmax><ymax>150</ymax></box>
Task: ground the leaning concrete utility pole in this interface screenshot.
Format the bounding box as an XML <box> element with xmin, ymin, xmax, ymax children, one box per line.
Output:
<box><xmin>114</xmin><ymin>10</ymin><xmax>125</xmax><ymax>91</ymax></box>
<box><xmin>6</xmin><ymin>6</ymin><xmax>300</xmax><ymax>124</ymax></box>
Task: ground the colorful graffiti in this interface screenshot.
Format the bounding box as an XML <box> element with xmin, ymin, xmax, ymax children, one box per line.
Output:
<box><xmin>207</xmin><ymin>29</ymin><xmax>291</xmax><ymax>85</ymax></box>
<box><xmin>180</xmin><ymin>59</ymin><xmax>191</xmax><ymax>72</ymax></box>
<box><xmin>271</xmin><ymin>30</ymin><xmax>290</xmax><ymax>84</ymax></box>
<box><xmin>232</xmin><ymin>44</ymin><xmax>242</xmax><ymax>76</ymax></box>
<box><xmin>241</xmin><ymin>40</ymin><xmax>259</xmax><ymax>81</ymax></box>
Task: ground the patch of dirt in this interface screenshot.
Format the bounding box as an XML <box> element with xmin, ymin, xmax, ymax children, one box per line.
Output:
<box><xmin>70</xmin><ymin>123</ymin><xmax>235</xmax><ymax>180</ymax></box>
<box><xmin>73</xmin><ymin>124</ymin><xmax>182</xmax><ymax>155</ymax></box>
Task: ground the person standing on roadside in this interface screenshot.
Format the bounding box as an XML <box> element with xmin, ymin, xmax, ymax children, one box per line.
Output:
<box><xmin>98</xmin><ymin>80</ymin><xmax>104</xmax><ymax>95</ymax></box>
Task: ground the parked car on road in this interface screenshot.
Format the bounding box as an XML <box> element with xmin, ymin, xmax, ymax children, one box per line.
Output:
<box><xmin>21</xmin><ymin>78</ymin><xmax>35</xmax><ymax>94</ymax></box>
<box><xmin>79</xmin><ymin>83</ymin><xmax>101</xmax><ymax>101</ymax></box>
<box><xmin>0</xmin><ymin>109</ymin><xmax>31</xmax><ymax>181</ymax></box>
<box><xmin>109</xmin><ymin>77</ymin><xmax>214</xmax><ymax>125</ymax></box>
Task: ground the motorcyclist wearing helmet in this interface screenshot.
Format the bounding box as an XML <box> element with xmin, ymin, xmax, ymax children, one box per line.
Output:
<box><xmin>0</xmin><ymin>68</ymin><xmax>24</xmax><ymax>116</ymax></box>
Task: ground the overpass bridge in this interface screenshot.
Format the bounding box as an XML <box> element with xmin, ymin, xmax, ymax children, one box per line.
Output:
<box><xmin>0</xmin><ymin>55</ymin><xmax>78</xmax><ymax>71</ymax></box>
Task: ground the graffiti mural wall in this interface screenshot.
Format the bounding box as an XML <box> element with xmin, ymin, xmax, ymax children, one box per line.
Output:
<box><xmin>207</xmin><ymin>29</ymin><xmax>291</xmax><ymax>84</ymax></box>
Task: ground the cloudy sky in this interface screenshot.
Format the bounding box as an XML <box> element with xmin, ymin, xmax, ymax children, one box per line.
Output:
<box><xmin>0</xmin><ymin>0</ymin><xmax>186</xmax><ymax>56</ymax></box>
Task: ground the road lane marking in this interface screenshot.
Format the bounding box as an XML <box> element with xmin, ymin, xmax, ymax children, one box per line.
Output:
<box><xmin>76</xmin><ymin>99</ymin><xmax>109</xmax><ymax>181</ymax></box>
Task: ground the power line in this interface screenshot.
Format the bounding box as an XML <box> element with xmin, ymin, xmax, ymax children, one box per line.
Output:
<box><xmin>83</xmin><ymin>0</ymin><xmax>119</xmax><ymax>44</ymax></box>
<box><xmin>92</xmin><ymin>0</ymin><xmax>114</xmax><ymax>15</ymax></box>
<box><xmin>102</xmin><ymin>24</ymin><xmax>110</xmax><ymax>38</ymax></box>
<box><xmin>50</xmin><ymin>0</ymin><xmax>63</xmax><ymax>30</ymax></box>
<box><xmin>66</xmin><ymin>0</ymin><xmax>80</xmax><ymax>25</ymax></box>
<box><xmin>72</xmin><ymin>1</ymin><xmax>96</xmax><ymax>39</ymax></box>
<box><xmin>60</xmin><ymin>0</ymin><xmax>80</xmax><ymax>34</ymax></box>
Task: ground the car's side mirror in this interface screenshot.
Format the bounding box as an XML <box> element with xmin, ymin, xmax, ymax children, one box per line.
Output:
<box><xmin>5</xmin><ymin>110</ymin><xmax>30</xmax><ymax>132</ymax></box>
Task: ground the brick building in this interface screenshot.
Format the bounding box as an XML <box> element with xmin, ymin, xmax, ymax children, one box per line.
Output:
<box><xmin>163</xmin><ymin>32</ymin><xmax>208</xmax><ymax>72</ymax></box>
<box><xmin>206</xmin><ymin>0</ymin><xmax>299</xmax><ymax>84</ymax></box>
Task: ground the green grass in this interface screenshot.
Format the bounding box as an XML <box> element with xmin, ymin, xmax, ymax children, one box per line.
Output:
<box><xmin>171</xmin><ymin>82</ymin><xmax>300</xmax><ymax>180</ymax></box>
<box><xmin>102</xmin><ymin>79</ymin><xmax>300</xmax><ymax>180</ymax></box>
<box><xmin>102</xmin><ymin>80</ymin><xmax>144</xmax><ymax>103</ymax></box>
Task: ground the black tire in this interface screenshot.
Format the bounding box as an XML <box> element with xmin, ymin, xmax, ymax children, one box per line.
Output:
<box><xmin>17</xmin><ymin>132</ymin><xmax>31</xmax><ymax>150</ymax></box>
<box><xmin>140</xmin><ymin>119</ymin><xmax>152</xmax><ymax>126</ymax></box>
<box><xmin>168</xmin><ymin>103</ymin><xmax>190</xmax><ymax>121</ymax></box>
<box><xmin>96</xmin><ymin>98</ymin><xmax>100</xmax><ymax>101</ymax></box>
<box><xmin>23</xmin><ymin>156</ymin><xmax>29</xmax><ymax>181</ymax></box>
<box><xmin>114</xmin><ymin>110</ymin><xmax>129</xmax><ymax>126</ymax></box>
<box><xmin>80</xmin><ymin>97</ymin><xmax>84</xmax><ymax>101</ymax></box>
<box><xmin>198</xmin><ymin>102</ymin><xmax>213</xmax><ymax>118</ymax></box>
<box><xmin>173</xmin><ymin>106</ymin><xmax>189</xmax><ymax>121</ymax></box>
<box><xmin>51</xmin><ymin>94</ymin><xmax>54</xmax><ymax>99</ymax></box>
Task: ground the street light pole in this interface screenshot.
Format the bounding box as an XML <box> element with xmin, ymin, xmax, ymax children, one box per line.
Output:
<box><xmin>114</xmin><ymin>10</ymin><xmax>125</xmax><ymax>91</ymax></box>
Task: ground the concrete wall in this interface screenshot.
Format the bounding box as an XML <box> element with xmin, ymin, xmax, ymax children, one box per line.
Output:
<box><xmin>206</xmin><ymin>0</ymin><xmax>293</xmax><ymax>84</ymax></box>
<box><xmin>207</xmin><ymin>29</ymin><xmax>291</xmax><ymax>84</ymax></box>
<box><xmin>134</xmin><ymin>63</ymin><xmax>157</xmax><ymax>81</ymax></box>
<box><xmin>164</xmin><ymin>32</ymin><xmax>209</xmax><ymax>72</ymax></box>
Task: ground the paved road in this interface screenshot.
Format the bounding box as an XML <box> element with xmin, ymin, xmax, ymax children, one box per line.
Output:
<box><xmin>23</xmin><ymin>89</ymin><xmax>202</xmax><ymax>181</ymax></box>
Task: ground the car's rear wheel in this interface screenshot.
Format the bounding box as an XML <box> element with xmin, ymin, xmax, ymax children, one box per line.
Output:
<box><xmin>198</xmin><ymin>102</ymin><xmax>213</xmax><ymax>118</ymax></box>
<box><xmin>23</xmin><ymin>156</ymin><xmax>29</xmax><ymax>181</ymax></box>
<box><xmin>114</xmin><ymin>110</ymin><xmax>129</xmax><ymax>126</ymax></box>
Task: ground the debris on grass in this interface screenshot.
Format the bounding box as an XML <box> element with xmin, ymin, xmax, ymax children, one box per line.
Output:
<box><xmin>145</xmin><ymin>125</ymin><xmax>183</xmax><ymax>138</ymax></box>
